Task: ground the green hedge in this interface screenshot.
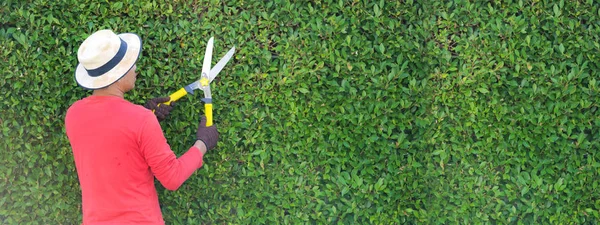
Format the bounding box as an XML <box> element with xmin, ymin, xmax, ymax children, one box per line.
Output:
<box><xmin>1</xmin><ymin>0</ymin><xmax>599</xmax><ymax>224</ymax></box>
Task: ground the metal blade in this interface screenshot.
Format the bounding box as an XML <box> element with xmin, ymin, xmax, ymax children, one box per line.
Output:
<box><xmin>202</xmin><ymin>37</ymin><xmax>214</xmax><ymax>78</ymax></box>
<box><xmin>184</xmin><ymin>80</ymin><xmax>201</xmax><ymax>93</ymax></box>
<box><xmin>209</xmin><ymin>46</ymin><xmax>235</xmax><ymax>83</ymax></box>
<box><xmin>203</xmin><ymin>84</ymin><xmax>212</xmax><ymax>99</ymax></box>
<box><xmin>184</xmin><ymin>47</ymin><xmax>235</xmax><ymax>93</ymax></box>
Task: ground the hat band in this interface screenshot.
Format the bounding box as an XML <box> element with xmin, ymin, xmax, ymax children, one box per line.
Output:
<box><xmin>86</xmin><ymin>39</ymin><xmax>128</xmax><ymax>77</ymax></box>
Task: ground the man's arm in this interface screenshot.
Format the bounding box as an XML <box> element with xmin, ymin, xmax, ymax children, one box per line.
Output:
<box><xmin>139</xmin><ymin>114</ymin><xmax>204</xmax><ymax>191</ymax></box>
<box><xmin>193</xmin><ymin>140</ymin><xmax>207</xmax><ymax>155</ymax></box>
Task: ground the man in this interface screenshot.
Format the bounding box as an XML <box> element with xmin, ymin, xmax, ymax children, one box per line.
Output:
<box><xmin>65</xmin><ymin>29</ymin><xmax>218</xmax><ymax>224</ymax></box>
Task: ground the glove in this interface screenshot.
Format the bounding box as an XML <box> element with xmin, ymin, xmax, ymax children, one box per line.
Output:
<box><xmin>143</xmin><ymin>97</ymin><xmax>175</xmax><ymax>121</ymax></box>
<box><xmin>196</xmin><ymin>116</ymin><xmax>219</xmax><ymax>150</ymax></box>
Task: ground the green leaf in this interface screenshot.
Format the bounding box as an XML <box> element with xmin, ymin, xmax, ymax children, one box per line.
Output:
<box><xmin>375</xmin><ymin>178</ymin><xmax>385</xmax><ymax>191</ymax></box>
<box><xmin>432</xmin><ymin>150</ymin><xmax>444</xmax><ymax>155</ymax></box>
<box><xmin>374</xmin><ymin>4</ymin><xmax>381</xmax><ymax>17</ymax></box>
<box><xmin>14</xmin><ymin>81</ymin><xmax>24</xmax><ymax>89</ymax></box>
<box><xmin>378</xmin><ymin>43</ymin><xmax>385</xmax><ymax>54</ymax></box>
<box><xmin>521</xmin><ymin>186</ymin><xmax>529</xmax><ymax>196</ymax></box>
<box><xmin>297</xmin><ymin>88</ymin><xmax>309</xmax><ymax>94</ymax></box>
<box><xmin>558</xmin><ymin>43</ymin><xmax>565</xmax><ymax>54</ymax></box>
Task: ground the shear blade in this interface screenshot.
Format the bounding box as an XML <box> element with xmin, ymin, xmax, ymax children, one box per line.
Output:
<box><xmin>209</xmin><ymin>46</ymin><xmax>236</xmax><ymax>83</ymax></box>
<box><xmin>202</xmin><ymin>37</ymin><xmax>214</xmax><ymax>77</ymax></box>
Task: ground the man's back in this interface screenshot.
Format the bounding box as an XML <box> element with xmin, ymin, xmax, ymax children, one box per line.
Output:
<box><xmin>66</xmin><ymin>95</ymin><xmax>165</xmax><ymax>224</ymax></box>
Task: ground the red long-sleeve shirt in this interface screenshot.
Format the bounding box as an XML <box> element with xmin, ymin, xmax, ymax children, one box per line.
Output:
<box><xmin>65</xmin><ymin>95</ymin><xmax>203</xmax><ymax>225</ymax></box>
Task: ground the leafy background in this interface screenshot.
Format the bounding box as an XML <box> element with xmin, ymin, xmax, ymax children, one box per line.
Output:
<box><xmin>1</xmin><ymin>0</ymin><xmax>600</xmax><ymax>224</ymax></box>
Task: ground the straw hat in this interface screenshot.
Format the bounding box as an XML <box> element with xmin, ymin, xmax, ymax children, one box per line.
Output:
<box><xmin>75</xmin><ymin>29</ymin><xmax>141</xmax><ymax>90</ymax></box>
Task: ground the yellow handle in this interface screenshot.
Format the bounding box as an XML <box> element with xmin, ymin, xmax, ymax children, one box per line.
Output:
<box><xmin>153</xmin><ymin>88</ymin><xmax>188</xmax><ymax>113</ymax></box>
<box><xmin>205</xmin><ymin>103</ymin><xmax>213</xmax><ymax>127</ymax></box>
<box><xmin>166</xmin><ymin>88</ymin><xmax>188</xmax><ymax>105</ymax></box>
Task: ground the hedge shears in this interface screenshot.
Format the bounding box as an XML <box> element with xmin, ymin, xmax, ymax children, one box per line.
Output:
<box><xmin>161</xmin><ymin>37</ymin><xmax>235</xmax><ymax>126</ymax></box>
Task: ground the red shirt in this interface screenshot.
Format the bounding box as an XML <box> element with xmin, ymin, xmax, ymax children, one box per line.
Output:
<box><xmin>65</xmin><ymin>95</ymin><xmax>203</xmax><ymax>225</ymax></box>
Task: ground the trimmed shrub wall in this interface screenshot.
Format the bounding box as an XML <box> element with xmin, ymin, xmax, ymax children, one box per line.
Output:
<box><xmin>1</xmin><ymin>0</ymin><xmax>599</xmax><ymax>224</ymax></box>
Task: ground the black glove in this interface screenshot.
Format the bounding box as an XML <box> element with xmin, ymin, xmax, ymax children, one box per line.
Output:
<box><xmin>143</xmin><ymin>97</ymin><xmax>175</xmax><ymax>121</ymax></box>
<box><xmin>197</xmin><ymin>116</ymin><xmax>219</xmax><ymax>150</ymax></box>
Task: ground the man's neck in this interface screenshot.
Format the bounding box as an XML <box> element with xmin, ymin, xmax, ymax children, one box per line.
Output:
<box><xmin>92</xmin><ymin>87</ymin><xmax>125</xmax><ymax>98</ymax></box>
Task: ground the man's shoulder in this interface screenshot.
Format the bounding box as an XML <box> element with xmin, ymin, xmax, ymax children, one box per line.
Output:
<box><xmin>119</xmin><ymin>100</ymin><xmax>155</xmax><ymax>119</ymax></box>
<box><xmin>66</xmin><ymin>96</ymin><xmax>154</xmax><ymax>121</ymax></box>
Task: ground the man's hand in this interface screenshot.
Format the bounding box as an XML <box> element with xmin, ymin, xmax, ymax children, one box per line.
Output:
<box><xmin>197</xmin><ymin>116</ymin><xmax>219</xmax><ymax>150</ymax></box>
<box><xmin>143</xmin><ymin>97</ymin><xmax>174</xmax><ymax>121</ymax></box>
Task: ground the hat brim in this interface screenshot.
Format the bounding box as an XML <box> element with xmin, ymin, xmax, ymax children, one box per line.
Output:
<box><xmin>75</xmin><ymin>33</ymin><xmax>142</xmax><ymax>90</ymax></box>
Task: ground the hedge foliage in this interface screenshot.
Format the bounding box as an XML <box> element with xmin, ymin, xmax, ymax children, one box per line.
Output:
<box><xmin>1</xmin><ymin>0</ymin><xmax>600</xmax><ymax>224</ymax></box>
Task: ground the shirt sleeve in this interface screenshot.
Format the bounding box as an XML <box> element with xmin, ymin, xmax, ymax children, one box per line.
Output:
<box><xmin>138</xmin><ymin>113</ymin><xmax>204</xmax><ymax>191</ymax></box>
